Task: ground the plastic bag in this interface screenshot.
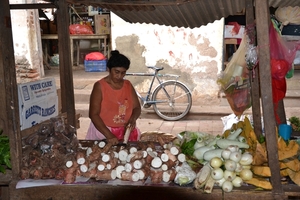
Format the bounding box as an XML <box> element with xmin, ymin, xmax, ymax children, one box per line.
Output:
<box><xmin>225</xmin><ymin>80</ymin><xmax>252</xmax><ymax>117</ymax></box>
<box><xmin>269</xmin><ymin>22</ymin><xmax>296</xmax><ymax>74</ymax></box>
<box><xmin>271</xmin><ymin>59</ymin><xmax>289</xmax><ymax>80</ymax></box>
<box><xmin>269</xmin><ymin>22</ymin><xmax>300</xmax><ymax>123</ymax></box>
<box><xmin>85</xmin><ymin>52</ymin><xmax>106</xmax><ymax>61</ymax></box>
<box><xmin>218</xmin><ymin>34</ymin><xmax>251</xmax><ymax>117</ymax></box>
<box><xmin>69</xmin><ymin>24</ymin><xmax>94</xmax><ymax>35</ymax></box>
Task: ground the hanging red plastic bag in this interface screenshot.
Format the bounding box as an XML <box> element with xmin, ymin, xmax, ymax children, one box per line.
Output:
<box><xmin>269</xmin><ymin>21</ymin><xmax>300</xmax><ymax>74</ymax></box>
<box><xmin>85</xmin><ymin>52</ymin><xmax>106</xmax><ymax>61</ymax></box>
<box><xmin>269</xmin><ymin>21</ymin><xmax>300</xmax><ymax>123</ymax></box>
<box><xmin>69</xmin><ymin>24</ymin><xmax>94</xmax><ymax>35</ymax></box>
<box><xmin>271</xmin><ymin>59</ymin><xmax>289</xmax><ymax>80</ymax></box>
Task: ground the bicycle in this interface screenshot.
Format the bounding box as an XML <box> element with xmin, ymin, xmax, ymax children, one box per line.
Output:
<box><xmin>126</xmin><ymin>66</ymin><xmax>192</xmax><ymax>121</ymax></box>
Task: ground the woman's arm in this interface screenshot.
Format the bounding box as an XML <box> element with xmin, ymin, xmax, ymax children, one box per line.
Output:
<box><xmin>126</xmin><ymin>83</ymin><xmax>141</xmax><ymax>130</ymax></box>
<box><xmin>89</xmin><ymin>81</ymin><xmax>119</xmax><ymax>144</ymax></box>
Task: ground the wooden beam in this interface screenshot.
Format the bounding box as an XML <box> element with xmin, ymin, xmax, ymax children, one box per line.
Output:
<box><xmin>245</xmin><ymin>0</ymin><xmax>263</xmax><ymax>137</ymax></box>
<box><xmin>255</xmin><ymin>0</ymin><xmax>284</xmax><ymax>197</ymax></box>
<box><xmin>56</xmin><ymin>0</ymin><xmax>76</xmax><ymax>127</ymax></box>
<box><xmin>0</xmin><ymin>0</ymin><xmax>22</xmax><ymax>179</ymax></box>
<box><xmin>10</xmin><ymin>3</ymin><xmax>57</xmax><ymax>9</ymax></box>
<box><xmin>66</xmin><ymin>0</ymin><xmax>196</xmax><ymax>6</ymax></box>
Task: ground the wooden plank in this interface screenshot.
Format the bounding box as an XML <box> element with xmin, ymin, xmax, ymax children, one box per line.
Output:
<box><xmin>10</xmin><ymin>3</ymin><xmax>57</xmax><ymax>10</ymax></box>
<box><xmin>0</xmin><ymin>170</ymin><xmax>12</xmax><ymax>185</ymax></box>
<box><xmin>67</xmin><ymin>0</ymin><xmax>195</xmax><ymax>6</ymax></box>
<box><xmin>7</xmin><ymin>182</ymin><xmax>270</xmax><ymax>200</ymax></box>
<box><xmin>245</xmin><ymin>0</ymin><xmax>263</xmax><ymax>138</ymax></box>
<box><xmin>0</xmin><ymin>0</ymin><xmax>22</xmax><ymax>180</ymax></box>
<box><xmin>56</xmin><ymin>1</ymin><xmax>76</xmax><ymax>127</ymax></box>
<box><xmin>9</xmin><ymin>181</ymin><xmax>300</xmax><ymax>200</ymax></box>
<box><xmin>0</xmin><ymin>186</ymin><xmax>9</xmax><ymax>200</ymax></box>
<box><xmin>255</xmin><ymin>0</ymin><xmax>283</xmax><ymax>197</ymax></box>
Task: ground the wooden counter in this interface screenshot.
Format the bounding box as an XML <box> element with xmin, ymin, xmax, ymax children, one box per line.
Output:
<box><xmin>8</xmin><ymin>180</ymin><xmax>300</xmax><ymax>200</ymax></box>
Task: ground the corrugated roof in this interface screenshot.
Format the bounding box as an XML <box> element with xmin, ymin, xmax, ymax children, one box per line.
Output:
<box><xmin>66</xmin><ymin>0</ymin><xmax>300</xmax><ymax>28</ymax></box>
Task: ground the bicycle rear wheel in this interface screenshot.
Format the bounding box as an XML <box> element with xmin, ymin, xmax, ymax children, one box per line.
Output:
<box><xmin>152</xmin><ymin>81</ymin><xmax>192</xmax><ymax>120</ymax></box>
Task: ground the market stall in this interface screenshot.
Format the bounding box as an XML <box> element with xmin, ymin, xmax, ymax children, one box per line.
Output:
<box><xmin>1</xmin><ymin>0</ymin><xmax>300</xmax><ymax>200</ymax></box>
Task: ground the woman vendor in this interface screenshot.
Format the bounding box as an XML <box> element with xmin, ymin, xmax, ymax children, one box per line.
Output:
<box><xmin>85</xmin><ymin>50</ymin><xmax>141</xmax><ymax>145</ymax></box>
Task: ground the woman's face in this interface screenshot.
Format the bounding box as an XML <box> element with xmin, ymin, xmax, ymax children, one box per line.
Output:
<box><xmin>109</xmin><ymin>67</ymin><xmax>127</xmax><ymax>83</ymax></box>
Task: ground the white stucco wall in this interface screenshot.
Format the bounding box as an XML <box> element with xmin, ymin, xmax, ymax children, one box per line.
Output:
<box><xmin>10</xmin><ymin>0</ymin><xmax>43</xmax><ymax>80</ymax></box>
<box><xmin>110</xmin><ymin>13</ymin><xmax>225</xmax><ymax>106</ymax></box>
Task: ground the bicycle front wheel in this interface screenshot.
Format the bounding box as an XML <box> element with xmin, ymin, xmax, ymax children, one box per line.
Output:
<box><xmin>152</xmin><ymin>81</ymin><xmax>192</xmax><ymax>120</ymax></box>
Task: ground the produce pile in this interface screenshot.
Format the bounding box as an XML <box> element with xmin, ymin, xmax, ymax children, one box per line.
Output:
<box><xmin>19</xmin><ymin>116</ymin><xmax>300</xmax><ymax>191</ymax></box>
<box><xmin>20</xmin><ymin>117</ymin><xmax>191</xmax><ymax>184</ymax></box>
<box><xmin>20</xmin><ymin>117</ymin><xmax>79</xmax><ymax>180</ymax></box>
<box><xmin>61</xmin><ymin>140</ymin><xmax>189</xmax><ymax>184</ymax></box>
<box><xmin>180</xmin><ymin>116</ymin><xmax>300</xmax><ymax>193</ymax></box>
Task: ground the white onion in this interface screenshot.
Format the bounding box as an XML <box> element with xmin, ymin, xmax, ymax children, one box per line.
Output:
<box><xmin>222</xmin><ymin>180</ymin><xmax>233</xmax><ymax>192</ymax></box>
<box><xmin>242</xmin><ymin>165</ymin><xmax>251</xmax><ymax>170</ymax></box>
<box><xmin>239</xmin><ymin>169</ymin><xmax>253</xmax><ymax>181</ymax></box>
<box><xmin>210</xmin><ymin>157</ymin><xmax>223</xmax><ymax>169</ymax></box>
<box><xmin>227</xmin><ymin>145</ymin><xmax>239</xmax><ymax>152</ymax></box>
<box><xmin>223</xmin><ymin>170</ymin><xmax>236</xmax><ymax>181</ymax></box>
<box><xmin>229</xmin><ymin>151</ymin><xmax>242</xmax><ymax>163</ymax></box>
<box><xmin>224</xmin><ymin>160</ymin><xmax>237</xmax><ymax>172</ymax></box>
<box><xmin>232</xmin><ymin>176</ymin><xmax>243</xmax><ymax>187</ymax></box>
<box><xmin>235</xmin><ymin>162</ymin><xmax>243</xmax><ymax>173</ymax></box>
<box><xmin>239</xmin><ymin>152</ymin><xmax>253</xmax><ymax>166</ymax></box>
<box><xmin>211</xmin><ymin>168</ymin><xmax>224</xmax><ymax>180</ymax></box>
<box><xmin>215</xmin><ymin>177</ymin><xmax>226</xmax><ymax>187</ymax></box>
<box><xmin>221</xmin><ymin>149</ymin><xmax>231</xmax><ymax>160</ymax></box>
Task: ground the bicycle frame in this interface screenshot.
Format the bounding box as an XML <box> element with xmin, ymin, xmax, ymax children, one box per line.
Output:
<box><xmin>126</xmin><ymin>68</ymin><xmax>180</xmax><ymax>106</ymax></box>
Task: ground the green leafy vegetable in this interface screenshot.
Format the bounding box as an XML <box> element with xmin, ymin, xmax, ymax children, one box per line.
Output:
<box><xmin>258</xmin><ymin>135</ymin><xmax>265</xmax><ymax>144</ymax></box>
<box><xmin>180</xmin><ymin>138</ymin><xmax>197</xmax><ymax>156</ymax></box>
<box><xmin>0</xmin><ymin>129</ymin><xmax>11</xmax><ymax>173</ymax></box>
<box><xmin>289</xmin><ymin>116</ymin><xmax>300</xmax><ymax>131</ymax></box>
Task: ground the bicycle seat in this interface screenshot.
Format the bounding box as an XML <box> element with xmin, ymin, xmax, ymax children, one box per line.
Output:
<box><xmin>147</xmin><ymin>66</ymin><xmax>164</xmax><ymax>71</ymax></box>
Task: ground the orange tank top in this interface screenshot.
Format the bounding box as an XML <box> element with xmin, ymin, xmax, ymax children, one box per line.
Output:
<box><xmin>99</xmin><ymin>78</ymin><xmax>133</xmax><ymax>127</ymax></box>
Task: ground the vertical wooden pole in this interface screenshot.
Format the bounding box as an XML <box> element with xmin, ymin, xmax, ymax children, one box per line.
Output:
<box><xmin>277</xmin><ymin>100</ymin><xmax>287</xmax><ymax>125</ymax></box>
<box><xmin>245</xmin><ymin>0</ymin><xmax>263</xmax><ymax>137</ymax></box>
<box><xmin>56</xmin><ymin>1</ymin><xmax>76</xmax><ymax>127</ymax></box>
<box><xmin>0</xmin><ymin>0</ymin><xmax>22</xmax><ymax>179</ymax></box>
<box><xmin>255</xmin><ymin>0</ymin><xmax>284</xmax><ymax>197</ymax></box>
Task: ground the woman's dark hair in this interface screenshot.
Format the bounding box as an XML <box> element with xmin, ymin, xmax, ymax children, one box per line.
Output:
<box><xmin>106</xmin><ymin>50</ymin><xmax>130</xmax><ymax>70</ymax></box>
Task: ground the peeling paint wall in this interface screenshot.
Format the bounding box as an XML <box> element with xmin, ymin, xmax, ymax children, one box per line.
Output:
<box><xmin>10</xmin><ymin>0</ymin><xmax>43</xmax><ymax>82</ymax></box>
<box><xmin>110</xmin><ymin>13</ymin><xmax>225</xmax><ymax>106</ymax></box>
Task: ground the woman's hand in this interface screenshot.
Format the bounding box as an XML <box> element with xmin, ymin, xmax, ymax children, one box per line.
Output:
<box><xmin>106</xmin><ymin>135</ymin><xmax>119</xmax><ymax>145</ymax></box>
<box><xmin>126</xmin><ymin>120</ymin><xmax>136</xmax><ymax>132</ymax></box>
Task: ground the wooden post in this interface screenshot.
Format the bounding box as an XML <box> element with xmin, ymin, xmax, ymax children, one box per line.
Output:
<box><xmin>245</xmin><ymin>0</ymin><xmax>263</xmax><ymax>138</ymax></box>
<box><xmin>255</xmin><ymin>0</ymin><xmax>284</xmax><ymax>197</ymax></box>
<box><xmin>0</xmin><ymin>0</ymin><xmax>22</xmax><ymax>179</ymax></box>
<box><xmin>277</xmin><ymin>100</ymin><xmax>287</xmax><ymax>125</ymax></box>
<box><xmin>56</xmin><ymin>1</ymin><xmax>76</xmax><ymax>127</ymax></box>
